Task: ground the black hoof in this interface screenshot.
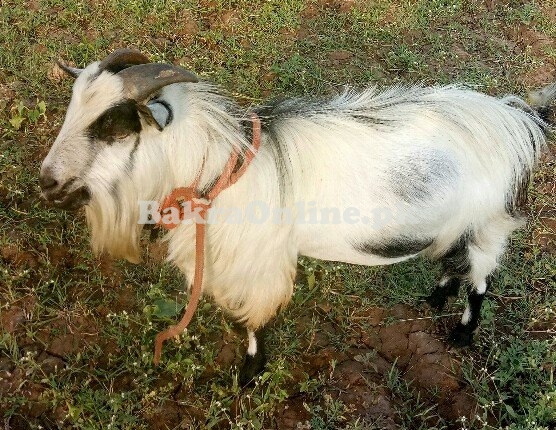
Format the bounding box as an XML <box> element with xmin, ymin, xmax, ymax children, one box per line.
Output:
<box><xmin>239</xmin><ymin>352</ymin><xmax>266</xmax><ymax>387</ymax></box>
<box><xmin>448</xmin><ymin>323</ymin><xmax>473</xmax><ymax>347</ymax></box>
<box><xmin>426</xmin><ymin>288</ymin><xmax>448</xmax><ymax>311</ymax></box>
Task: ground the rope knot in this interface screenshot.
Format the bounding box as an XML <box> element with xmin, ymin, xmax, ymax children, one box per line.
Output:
<box><xmin>157</xmin><ymin>187</ymin><xmax>212</xmax><ymax>229</ymax></box>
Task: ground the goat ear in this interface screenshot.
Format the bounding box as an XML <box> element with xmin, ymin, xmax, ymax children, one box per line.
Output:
<box><xmin>57</xmin><ymin>61</ymin><xmax>83</xmax><ymax>78</ymax></box>
<box><xmin>138</xmin><ymin>101</ymin><xmax>172</xmax><ymax>131</ymax></box>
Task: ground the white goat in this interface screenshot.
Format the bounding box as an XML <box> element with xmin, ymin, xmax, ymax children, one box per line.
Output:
<box><xmin>40</xmin><ymin>50</ymin><xmax>554</xmax><ymax>383</ymax></box>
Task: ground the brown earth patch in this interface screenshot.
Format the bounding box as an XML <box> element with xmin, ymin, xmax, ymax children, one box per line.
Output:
<box><xmin>47</xmin><ymin>62</ymin><xmax>69</xmax><ymax>83</ymax></box>
<box><xmin>0</xmin><ymin>83</ymin><xmax>16</xmax><ymax>108</ymax></box>
<box><xmin>0</xmin><ymin>291</ymin><xmax>500</xmax><ymax>427</ymax></box>
<box><xmin>45</xmin><ymin>244</ymin><xmax>73</xmax><ymax>268</ymax></box>
<box><xmin>507</xmin><ymin>25</ymin><xmax>556</xmax><ymax>58</ymax></box>
<box><xmin>258</xmin><ymin>304</ymin><xmax>477</xmax><ymax>427</ymax></box>
<box><xmin>172</xmin><ymin>10</ymin><xmax>200</xmax><ymax>41</ymax></box>
<box><xmin>522</xmin><ymin>64</ymin><xmax>556</xmax><ymax>88</ymax></box>
<box><xmin>147</xmin><ymin>241</ymin><xmax>169</xmax><ymax>264</ymax></box>
<box><xmin>45</xmin><ymin>314</ymin><xmax>99</xmax><ymax>358</ymax></box>
<box><xmin>532</xmin><ymin>146</ymin><xmax>556</xmax><ymax>256</ymax></box>
<box><xmin>328</xmin><ymin>49</ymin><xmax>353</xmax><ymax>64</ymax></box>
<box><xmin>0</xmin><ymin>368</ymin><xmax>47</xmax><ymax>419</ymax></box>
<box><xmin>97</xmin><ymin>253</ymin><xmax>124</xmax><ymax>285</ymax></box>
<box><xmin>505</xmin><ymin>23</ymin><xmax>556</xmax><ymax>87</ymax></box>
<box><xmin>542</xmin><ymin>6</ymin><xmax>556</xmax><ymax>24</ymax></box>
<box><xmin>0</xmin><ymin>245</ymin><xmax>39</xmax><ymax>270</ymax></box>
<box><xmin>109</xmin><ymin>284</ymin><xmax>139</xmax><ymax>313</ymax></box>
<box><xmin>534</xmin><ymin>217</ymin><xmax>556</xmax><ymax>255</ymax></box>
<box><xmin>0</xmin><ymin>296</ymin><xmax>36</xmax><ymax>334</ymax></box>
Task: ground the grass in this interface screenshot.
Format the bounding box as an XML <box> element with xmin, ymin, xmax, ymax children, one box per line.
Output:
<box><xmin>1</xmin><ymin>0</ymin><xmax>555</xmax><ymax>428</ymax></box>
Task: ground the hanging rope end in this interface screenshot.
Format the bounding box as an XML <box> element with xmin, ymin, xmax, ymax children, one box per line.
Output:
<box><xmin>153</xmin><ymin>333</ymin><xmax>165</xmax><ymax>365</ymax></box>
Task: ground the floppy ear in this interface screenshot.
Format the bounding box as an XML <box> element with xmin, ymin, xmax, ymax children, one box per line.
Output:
<box><xmin>138</xmin><ymin>101</ymin><xmax>173</xmax><ymax>131</ymax></box>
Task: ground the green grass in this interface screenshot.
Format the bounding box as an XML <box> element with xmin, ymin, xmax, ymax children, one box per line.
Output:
<box><xmin>1</xmin><ymin>0</ymin><xmax>555</xmax><ymax>428</ymax></box>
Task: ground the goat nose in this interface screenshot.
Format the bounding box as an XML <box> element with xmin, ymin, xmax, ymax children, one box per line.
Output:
<box><xmin>39</xmin><ymin>169</ymin><xmax>58</xmax><ymax>191</ymax></box>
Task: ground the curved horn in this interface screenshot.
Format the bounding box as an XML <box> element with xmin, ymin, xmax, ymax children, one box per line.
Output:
<box><xmin>99</xmin><ymin>48</ymin><xmax>150</xmax><ymax>73</ymax></box>
<box><xmin>57</xmin><ymin>61</ymin><xmax>83</xmax><ymax>78</ymax></box>
<box><xmin>117</xmin><ymin>63</ymin><xmax>199</xmax><ymax>103</ymax></box>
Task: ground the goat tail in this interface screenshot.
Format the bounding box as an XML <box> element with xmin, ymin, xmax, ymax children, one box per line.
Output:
<box><xmin>528</xmin><ymin>82</ymin><xmax>556</xmax><ymax>125</ymax></box>
<box><xmin>495</xmin><ymin>84</ymin><xmax>553</xmax><ymax>213</ymax></box>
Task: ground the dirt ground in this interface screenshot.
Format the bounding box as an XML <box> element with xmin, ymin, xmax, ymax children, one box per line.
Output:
<box><xmin>0</xmin><ymin>287</ymin><xmax>479</xmax><ymax>428</ymax></box>
<box><xmin>2</xmin><ymin>218</ymin><xmax>554</xmax><ymax>428</ymax></box>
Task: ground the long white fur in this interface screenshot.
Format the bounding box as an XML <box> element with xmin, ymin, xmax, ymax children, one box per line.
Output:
<box><xmin>42</xmin><ymin>61</ymin><xmax>549</xmax><ymax>331</ymax></box>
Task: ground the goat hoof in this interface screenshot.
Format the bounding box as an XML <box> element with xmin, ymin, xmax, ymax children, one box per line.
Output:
<box><xmin>448</xmin><ymin>323</ymin><xmax>473</xmax><ymax>347</ymax></box>
<box><xmin>426</xmin><ymin>289</ymin><xmax>448</xmax><ymax>311</ymax></box>
<box><xmin>239</xmin><ymin>352</ymin><xmax>266</xmax><ymax>387</ymax></box>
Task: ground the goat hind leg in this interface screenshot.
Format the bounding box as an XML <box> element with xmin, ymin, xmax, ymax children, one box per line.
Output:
<box><xmin>239</xmin><ymin>327</ymin><xmax>267</xmax><ymax>386</ymax></box>
<box><xmin>427</xmin><ymin>235</ymin><xmax>470</xmax><ymax>311</ymax></box>
<box><xmin>448</xmin><ymin>219</ymin><xmax>514</xmax><ymax>346</ymax></box>
<box><xmin>426</xmin><ymin>276</ymin><xmax>462</xmax><ymax>310</ymax></box>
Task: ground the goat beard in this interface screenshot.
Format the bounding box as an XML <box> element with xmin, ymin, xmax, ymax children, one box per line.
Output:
<box><xmin>85</xmin><ymin>188</ymin><xmax>143</xmax><ymax>263</ymax></box>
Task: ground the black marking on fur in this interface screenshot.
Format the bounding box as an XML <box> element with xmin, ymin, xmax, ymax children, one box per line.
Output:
<box><xmin>253</xmin><ymin>89</ymin><xmax>434</xmax><ymax>125</ymax></box>
<box><xmin>391</xmin><ymin>155</ymin><xmax>458</xmax><ymax>203</ymax></box>
<box><xmin>354</xmin><ymin>236</ymin><xmax>433</xmax><ymax>258</ymax></box>
<box><xmin>536</xmin><ymin>104</ymin><xmax>555</xmax><ymax>125</ymax></box>
<box><xmin>426</xmin><ymin>277</ymin><xmax>461</xmax><ymax>310</ymax></box>
<box><xmin>505</xmin><ymin>126</ymin><xmax>537</xmax><ymax>215</ymax></box>
<box><xmin>253</xmin><ymin>97</ymin><xmax>289</xmax><ymax>122</ymax></box>
<box><xmin>126</xmin><ymin>136</ymin><xmax>141</xmax><ymax>172</ymax></box>
<box><xmin>239</xmin><ymin>328</ymin><xmax>267</xmax><ymax>387</ymax></box>
<box><xmin>505</xmin><ymin>119</ymin><xmax>534</xmax><ymax>215</ymax></box>
<box><xmin>87</xmin><ymin>100</ymin><xmax>142</xmax><ymax>143</ymax></box>
<box><xmin>249</xmin><ymin>102</ymin><xmax>293</xmax><ymax>204</ymax></box>
<box><xmin>505</xmin><ymin>172</ymin><xmax>531</xmax><ymax>216</ymax></box>
<box><xmin>254</xmin><ymin>96</ymin><xmax>326</xmax><ymax>123</ymax></box>
<box><xmin>251</xmin><ymin>90</ymin><xmax>439</xmax><ymax>204</ymax></box>
<box><xmin>440</xmin><ymin>233</ymin><xmax>472</xmax><ymax>277</ymax></box>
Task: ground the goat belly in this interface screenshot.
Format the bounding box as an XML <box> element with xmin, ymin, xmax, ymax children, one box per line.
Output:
<box><xmin>295</xmin><ymin>222</ymin><xmax>435</xmax><ymax>266</ymax></box>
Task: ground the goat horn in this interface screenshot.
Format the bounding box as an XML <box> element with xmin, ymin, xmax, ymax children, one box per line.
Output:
<box><xmin>117</xmin><ymin>63</ymin><xmax>199</xmax><ymax>102</ymax></box>
<box><xmin>56</xmin><ymin>61</ymin><xmax>83</xmax><ymax>78</ymax></box>
<box><xmin>99</xmin><ymin>48</ymin><xmax>150</xmax><ymax>73</ymax></box>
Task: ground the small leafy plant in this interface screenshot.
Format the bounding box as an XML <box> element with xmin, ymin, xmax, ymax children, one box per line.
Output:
<box><xmin>8</xmin><ymin>99</ymin><xmax>47</xmax><ymax>130</ymax></box>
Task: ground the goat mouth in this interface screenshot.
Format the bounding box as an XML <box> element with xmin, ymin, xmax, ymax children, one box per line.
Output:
<box><xmin>43</xmin><ymin>186</ymin><xmax>91</xmax><ymax>211</ymax></box>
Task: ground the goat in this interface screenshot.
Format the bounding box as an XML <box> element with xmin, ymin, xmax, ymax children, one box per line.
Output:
<box><xmin>40</xmin><ymin>49</ymin><xmax>555</xmax><ymax>384</ymax></box>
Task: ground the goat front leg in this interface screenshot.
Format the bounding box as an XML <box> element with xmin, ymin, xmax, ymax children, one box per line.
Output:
<box><xmin>239</xmin><ymin>327</ymin><xmax>267</xmax><ymax>386</ymax></box>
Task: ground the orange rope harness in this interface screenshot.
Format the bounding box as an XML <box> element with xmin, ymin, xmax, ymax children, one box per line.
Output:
<box><xmin>153</xmin><ymin>113</ymin><xmax>261</xmax><ymax>365</ymax></box>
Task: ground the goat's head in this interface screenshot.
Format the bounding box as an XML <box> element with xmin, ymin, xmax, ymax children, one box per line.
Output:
<box><xmin>40</xmin><ymin>49</ymin><xmax>198</xmax><ymax>210</ymax></box>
